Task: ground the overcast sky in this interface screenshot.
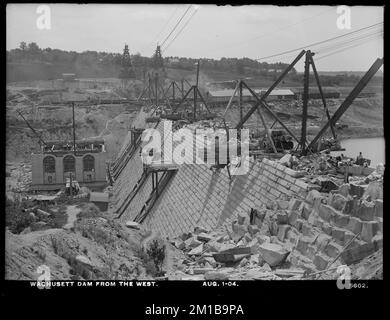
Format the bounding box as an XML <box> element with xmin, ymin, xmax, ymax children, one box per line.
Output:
<box><xmin>6</xmin><ymin>4</ymin><xmax>383</xmax><ymax>71</ymax></box>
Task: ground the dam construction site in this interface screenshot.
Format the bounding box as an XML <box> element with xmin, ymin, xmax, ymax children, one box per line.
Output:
<box><xmin>6</xmin><ymin>21</ymin><xmax>384</xmax><ymax>282</ymax></box>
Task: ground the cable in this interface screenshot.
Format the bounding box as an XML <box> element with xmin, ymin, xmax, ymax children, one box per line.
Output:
<box><xmin>206</xmin><ymin>7</ymin><xmax>335</xmax><ymax>55</ymax></box>
<box><xmin>237</xmin><ymin>7</ymin><xmax>334</xmax><ymax>46</ymax></box>
<box><xmin>262</xmin><ymin>31</ymin><xmax>381</xmax><ymax>64</ymax></box>
<box><xmin>160</xmin><ymin>5</ymin><xmax>192</xmax><ymax>47</ymax></box>
<box><xmin>256</xmin><ymin>22</ymin><xmax>383</xmax><ymax>61</ymax></box>
<box><xmin>162</xmin><ymin>7</ymin><xmax>197</xmax><ymax>52</ymax></box>
<box><xmin>259</xmin><ymin>22</ymin><xmax>382</xmax><ymax>61</ymax></box>
<box><xmin>255</xmin><ymin>27</ymin><xmax>383</xmax><ymax>64</ymax></box>
<box><xmin>266</xmin><ymin>31</ymin><xmax>382</xmax><ymax>68</ymax></box>
<box><xmin>162</xmin><ymin>6</ymin><xmax>198</xmax><ymax>53</ymax></box>
<box><xmin>315</xmin><ymin>32</ymin><xmax>383</xmax><ymax>61</ymax></box>
<box><xmin>147</xmin><ymin>6</ymin><xmax>179</xmax><ymax>49</ymax></box>
<box><xmin>313</xmin><ymin>30</ymin><xmax>383</xmax><ymax>55</ymax></box>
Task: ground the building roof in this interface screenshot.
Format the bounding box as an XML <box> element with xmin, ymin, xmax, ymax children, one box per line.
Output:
<box><xmin>267</xmin><ymin>89</ymin><xmax>295</xmax><ymax>96</ymax></box>
<box><xmin>32</xmin><ymin>195</ymin><xmax>58</xmax><ymax>201</ymax></box>
<box><xmin>90</xmin><ymin>192</ymin><xmax>109</xmax><ymax>203</ymax></box>
<box><xmin>290</xmin><ymin>87</ymin><xmax>340</xmax><ymax>94</ymax></box>
<box><xmin>208</xmin><ymin>88</ymin><xmax>295</xmax><ymax>98</ymax></box>
<box><xmin>207</xmin><ymin>89</ymin><xmax>254</xmax><ymax>97</ymax></box>
<box><xmin>45</xmin><ymin>138</ymin><xmax>105</xmax><ymax>143</ymax></box>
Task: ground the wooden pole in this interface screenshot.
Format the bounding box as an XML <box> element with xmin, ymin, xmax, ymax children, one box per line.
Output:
<box><xmin>155</xmin><ymin>73</ymin><xmax>158</xmax><ymax>106</ymax></box>
<box><xmin>148</xmin><ymin>75</ymin><xmax>151</xmax><ymax>101</ymax></box>
<box><xmin>239</xmin><ymin>81</ymin><xmax>243</xmax><ymax>122</ymax></box>
<box><xmin>196</xmin><ymin>88</ymin><xmax>211</xmax><ymax>114</ymax></box>
<box><xmin>309</xmin><ymin>54</ymin><xmax>337</xmax><ymax>139</ymax></box>
<box><xmin>72</xmin><ymin>102</ymin><xmax>76</xmax><ymax>156</ymax></box>
<box><xmin>194</xmin><ymin>61</ymin><xmax>200</xmax><ymax>121</ymax></box>
<box><xmin>256</xmin><ymin>108</ymin><xmax>277</xmax><ymax>153</ymax></box>
<box><xmin>69</xmin><ymin>172</ymin><xmax>73</xmax><ymax>197</ymax></box>
<box><xmin>300</xmin><ymin>50</ymin><xmax>311</xmax><ymax>153</ymax></box>
<box><xmin>16</xmin><ymin>110</ymin><xmax>47</xmax><ymax>147</ymax></box>
<box><xmin>307</xmin><ymin>58</ymin><xmax>383</xmax><ymax>151</ymax></box>
<box><xmin>223</xmin><ymin>80</ymin><xmax>240</xmax><ymax>118</ymax></box>
<box><xmin>193</xmin><ymin>86</ymin><xmax>197</xmax><ymax>121</ymax></box>
<box><xmin>236</xmin><ymin>50</ymin><xmax>306</xmax><ymax>130</ymax></box>
<box><xmin>241</xmin><ymin>81</ymin><xmax>301</xmax><ymax>144</ymax></box>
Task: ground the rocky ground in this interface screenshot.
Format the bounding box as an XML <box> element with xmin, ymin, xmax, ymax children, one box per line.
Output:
<box><xmin>5</xmin><ymin>201</ymin><xmax>169</xmax><ymax>281</ymax></box>
<box><xmin>163</xmin><ymin>154</ymin><xmax>384</xmax><ymax>281</ymax></box>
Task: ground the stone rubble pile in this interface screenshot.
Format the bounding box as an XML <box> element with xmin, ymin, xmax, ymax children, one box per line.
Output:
<box><xmin>168</xmin><ymin>162</ymin><xmax>383</xmax><ymax>280</ymax></box>
<box><xmin>6</xmin><ymin>162</ymin><xmax>32</xmax><ymax>192</ymax></box>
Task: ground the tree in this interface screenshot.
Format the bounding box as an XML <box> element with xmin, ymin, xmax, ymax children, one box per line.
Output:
<box><xmin>28</xmin><ymin>42</ymin><xmax>40</xmax><ymax>53</ymax></box>
<box><xmin>19</xmin><ymin>42</ymin><xmax>27</xmax><ymax>51</ymax></box>
<box><xmin>236</xmin><ymin>60</ymin><xmax>245</xmax><ymax>75</ymax></box>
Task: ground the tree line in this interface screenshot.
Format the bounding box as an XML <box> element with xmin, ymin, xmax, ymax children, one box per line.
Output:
<box><xmin>7</xmin><ymin>42</ymin><xmax>380</xmax><ymax>88</ymax></box>
<box><xmin>7</xmin><ymin>42</ymin><xmax>293</xmax><ymax>78</ymax></box>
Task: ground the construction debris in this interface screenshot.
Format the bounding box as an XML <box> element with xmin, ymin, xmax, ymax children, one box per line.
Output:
<box><xmin>166</xmin><ymin>157</ymin><xmax>383</xmax><ymax>280</ymax></box>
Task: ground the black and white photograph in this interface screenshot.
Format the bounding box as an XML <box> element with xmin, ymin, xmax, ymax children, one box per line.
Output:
<box><xmin>4</xmin><ymin>3</ymin><xmax>384</xmax><ymax>297</ymax></box>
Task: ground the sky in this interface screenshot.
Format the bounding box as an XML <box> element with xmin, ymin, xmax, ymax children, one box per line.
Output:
<box><xmin>6</xmin><ymin>4</ymin><xmax>383</xmax><ymax>71</ymax></box>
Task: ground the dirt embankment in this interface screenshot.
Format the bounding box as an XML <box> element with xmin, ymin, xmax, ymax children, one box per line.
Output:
<box><xmin>5</xmin><ymin>202</ymin><xmax>158</xmax><ymax>281</ymax></box>
<box><xmin>6</xmin><ymin>103</ymin><xmax>141</xmax><ymax>162</ymax></box>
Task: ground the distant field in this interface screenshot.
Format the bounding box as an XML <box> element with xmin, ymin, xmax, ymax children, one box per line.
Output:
<box><xmin>316</xmin><ymin>70</ymin><xmax>383</xmax><ymax>77</ymax></box>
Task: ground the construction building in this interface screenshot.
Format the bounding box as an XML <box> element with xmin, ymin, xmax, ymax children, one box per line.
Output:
<box><xmin>292</xmin><ymin>87</ymin><xmax>341</xmax><ymax>100</ymax></box>
<box><xmin>206</xmin><ymin>88</ymin><xmax>295</xmax><ymax>104</ymax></box>
<box><xmin>62</xmin><ymin>73</ymin><xmax>77</xmax><ymax>81</ymax></box>
<box><xmin>30</xmin><ymin>138</ymin><xmax>108</xmax><ymax>191</ymax></box>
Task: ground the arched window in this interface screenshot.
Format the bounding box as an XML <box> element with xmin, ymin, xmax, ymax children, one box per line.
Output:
<box><xmin>43</xmin><ymin>156</ymin><xmax>55</xmax><ymax>173</ymax></box>
<box><xmin>83</xmin><ymin>155</ymin><xmax>95</xmax><ymax>171</ymax></box>
<box><xmin>63</xmin><ymin>155</ymin><xmax>75</xmax><ymax>172</ymax></box>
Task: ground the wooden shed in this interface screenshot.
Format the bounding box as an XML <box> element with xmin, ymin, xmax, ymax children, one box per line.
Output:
<box><xmin>89</xmin><ymin>192</ymin><xmax>109</xmax><ymax>212</ymax></box>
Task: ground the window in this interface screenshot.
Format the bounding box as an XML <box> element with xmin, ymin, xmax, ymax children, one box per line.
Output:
<box><xmin>63</xmin><ymin>155</ymin><xmax>75</xmax><ymax>172</ymax></box>
<box><xmin>43</xmin><ymin>156</ymin><xmax>55</xmax><ymax>173</ymax></box>
<box><xmin>83</xmin><ymin>155</ymin><xmax>95</xmax><ymax>171</ymax></box>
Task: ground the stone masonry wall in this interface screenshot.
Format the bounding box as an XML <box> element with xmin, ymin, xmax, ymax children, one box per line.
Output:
<box><xmin>111</xmin><ymin>120</ymin><xmax>166</xmax><ymax>216</ymax></box>
<box><xmin>112</xmin><ymin>150</ymin><xmax>144</xmax><ymax>213</ymax></box>
<box><xmin>118</xmin><ymin>171</ymin><xmax>165</xmax><ymax>223</ymax></box>
<box><xmin>144</xmin><ymin>158</ymin><xmax>309</xmax><ymax>238</ymax></box>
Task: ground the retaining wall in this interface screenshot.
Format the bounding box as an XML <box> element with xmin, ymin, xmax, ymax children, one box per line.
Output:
<box><xmin>144</xmin><ymin>158</ymin><xmax>309</xmax><ymax>238</ymax></box>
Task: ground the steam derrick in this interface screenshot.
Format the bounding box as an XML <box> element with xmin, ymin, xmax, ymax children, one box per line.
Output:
<box><xmin>119</xmin><ymin>44</ymin><xmax>136</xmax><ymax>79</ymax></box>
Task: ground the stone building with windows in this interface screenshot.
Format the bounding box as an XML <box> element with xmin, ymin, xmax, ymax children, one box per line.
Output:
<box><xmin>30</xmin><ymin>138</ymin><xmax>108</xmax><ymax>191</ymax></box>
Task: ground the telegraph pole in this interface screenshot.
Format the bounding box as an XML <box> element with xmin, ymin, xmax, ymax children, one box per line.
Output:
<box><xmin>72</xmin><ymin>102</ymin><xmax>77</xmax><ymax>156</ymax></box>
<box><xmin>148</xmin><ymin>74</ymin><xmax>151</xmax><ymax>101</ymax></box>
<box><xmin>71</xmin><ymin>101</ymin><xmax>77</xmax><ymax>197</ymax></box>
<box><xmin>300</xmin><ymin>50</ymin><xmax>311</xmax><ymax>151</ymax></box>
<box><xmin>155</xmin><ymin>73</ymin><xmax>158</xmax><ymax>106</ymax></box>
<box><xmin>239</xmin><ymin>80</ymin><xmax>243</xmax><ymax>122</ymax></box>
<box><xmin>194</xmin><ymin>60</ymin><xmax>200</xmax><ymax>121</ymax></box>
